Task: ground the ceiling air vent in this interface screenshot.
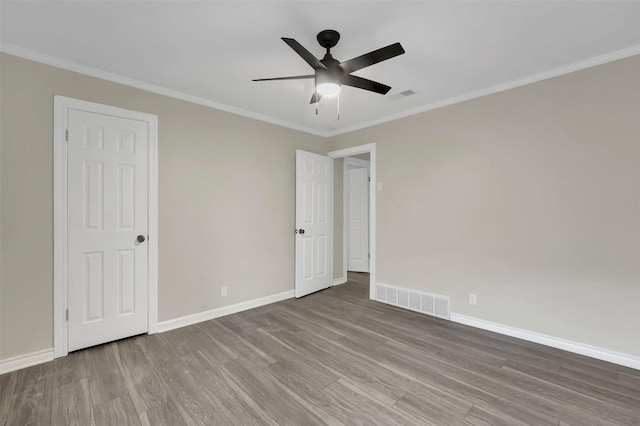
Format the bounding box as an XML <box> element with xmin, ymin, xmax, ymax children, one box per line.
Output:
<box><xmin>389</xmin><ymin>89</ymin><xmax>417</xmax><ymax>100</ymax></box>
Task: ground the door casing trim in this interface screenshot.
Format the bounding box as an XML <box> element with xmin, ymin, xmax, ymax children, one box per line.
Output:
<box><xmin>53</xmin><ymin>96</ymin><xmax>159</xmax><ymax>358</ymax></box>
<box><xmin>328</xmin><ymin>143</ymin><xmax>376</xmax><ymax>300</ymax></box>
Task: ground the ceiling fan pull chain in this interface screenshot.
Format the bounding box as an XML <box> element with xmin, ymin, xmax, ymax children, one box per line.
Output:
<box><xmin>337</xmin><ymin>92</ymin><xmax>340</xmax><ymax>121</ymax></box>
<box><xmin>316</xmin><ymin>93</ymin><xmax>319</xmax><ymax>115</ymax></box>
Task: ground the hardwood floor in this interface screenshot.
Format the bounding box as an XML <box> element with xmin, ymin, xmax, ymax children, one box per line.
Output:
<box><xmin>2</xmin><ymin>272</ymin><xmax>640</xmax><ymax>425</ymax></box>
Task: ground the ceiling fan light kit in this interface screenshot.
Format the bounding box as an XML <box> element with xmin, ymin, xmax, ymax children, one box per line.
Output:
<box><xmin>315</xmin><ymin>67</ymin><xmax>342</xmax><ymax>96</ymax></box>
<box><xmin>316</xmin><ymin>82</ymin><xmax>340</xmax><ymax>96</ymax></box>
<box><xmin>253</xmin><ymin>29</ymin><xmax>405</xmax><ymax>118</ymax></box>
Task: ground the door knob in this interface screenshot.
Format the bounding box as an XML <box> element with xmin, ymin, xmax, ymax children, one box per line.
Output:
<box><xmin>299</xmin><ymin>229</ymin><xmax>305</xmax><ymax>235</ymax></box>
<box><xmin>137</xmin><ymin>235</ymin><xmax>146</xmax><ymax>243</ymax></box>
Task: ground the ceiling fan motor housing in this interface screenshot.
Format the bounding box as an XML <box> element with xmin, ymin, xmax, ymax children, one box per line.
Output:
<box><xmin>316</xmin><ymin>67</ymin><xmax>344</xmax><ymax>89</ymax></box>
<box><xmin>318</xmin><ymin>55</ymin><xmax>344</xmax><ymax>82</ymax></box>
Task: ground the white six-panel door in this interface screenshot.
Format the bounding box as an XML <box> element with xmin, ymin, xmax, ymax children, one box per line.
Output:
<box><xmin>347</xmin><ymin>163</ymin><xmax>370</xmax><ymax>272</ymax></box>
<box><xmin>295</xmin><ymin>150</ymin><xmax>332</xmax><ymax>297</ymax></box>
<box><xmin>67</xmin><ymin>109</ymin><xmax>149</xmax><ymax>351</ymax></box>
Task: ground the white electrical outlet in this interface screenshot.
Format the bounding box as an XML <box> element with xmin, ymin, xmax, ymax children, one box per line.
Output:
<box><xmin>377</xmin><ymin>182</ymin><xmax>383</xmax><ymax>191</ymax></box>
<box><xmin>469</xmin><ymin>293</ymin><xmax>477</xmax><ymax>305</ymax></box>
<box><xmin>221</xmin><ymin>286</ymin><xmax>228</xmax><ymax>297</ymax></box>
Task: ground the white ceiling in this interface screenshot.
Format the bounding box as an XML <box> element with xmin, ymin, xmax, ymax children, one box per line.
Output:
<box><xmin>2</xmin><ymin>1</ymin><xmax>640</xmax><ymax>137</ymax></box>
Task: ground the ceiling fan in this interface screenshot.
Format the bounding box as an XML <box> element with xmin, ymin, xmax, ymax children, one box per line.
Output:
<box><xmin>253</xmin><ymin>29</ymin><xmax>405</xmax><ymax>104</ymax></box>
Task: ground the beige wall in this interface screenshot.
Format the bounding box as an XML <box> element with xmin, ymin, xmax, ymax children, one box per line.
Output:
<box><xmin>328</xmin><ymin>56</ymin><xmax>640</xmax><ymax>356</ymax></box>
<box><xmin>0</xmin><ymin>53</ymin><xmax>325</xmax><ymax>359</ymax></box>
<box><xmin>2</xmin><ymin>51</ymin><xmax>639</xmax><ymax>361</ymax></box>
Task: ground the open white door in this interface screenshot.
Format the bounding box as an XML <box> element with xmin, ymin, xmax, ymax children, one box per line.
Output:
<box><xmin>295</xmin><ymin>150</ymin><xmax>333</xmax><ymax>297</ymax></box>
<box><xmin>346</xmin><ymin>161</ymin><xmax>370</xmax><ymax>272</ymax></box>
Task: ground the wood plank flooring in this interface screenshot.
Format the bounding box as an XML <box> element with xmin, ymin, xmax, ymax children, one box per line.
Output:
<box><xmin>2</xmin><ymin>272</ymin><xmax>640</xmax><ymax>425</ymax></box>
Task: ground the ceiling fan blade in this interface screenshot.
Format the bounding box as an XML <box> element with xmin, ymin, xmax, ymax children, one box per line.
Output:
<box><xmin>341</xmin><ymin>74</ymin><xmax>391</xmax><ymax>95</ymax></box>
<box><xmin>252</xmin><ymin>75</ymin><xmax>314</xmax><ymax>82</ymax></box>
<box><xmin>340</xmin><ymin>42</ymin><xmax>405</xmax><ymax>74</ymax></box>
<box><xmin>310</xmin><ymin>92</ymin><xmax>323</xmax><ymax>104</ymax></box>
<box><xmin>282</xmin><ymin>38</ymin><xmax>327</xmax><ymax>70</ymax></box>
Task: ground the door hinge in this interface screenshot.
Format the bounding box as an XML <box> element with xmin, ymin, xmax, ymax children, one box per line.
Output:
<box><xmin>65</xmin><ymin>129</ymin><xmax>69</xmax><ymax>141</ymax></box>
<box><xmin>368</xmin><ymin>176</ymin><xmax>371</xmax><ymax>182</ymax></box>
<box><xmin>368</xmin><ymin>253</ymin><xmax>371</xmax><ymax>259</ymax></box>
<box><xmin>65</xmin><ymin>309</ymin><xmax>69</xmax><ymax>321</ymax></box>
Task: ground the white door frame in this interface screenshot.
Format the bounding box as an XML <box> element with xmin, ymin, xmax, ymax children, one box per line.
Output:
<box><xmin>328</xmin><ymin>143</ymin><xmax>376</xmax><ymax>300</ymax></box>
<box><xmin>343</xmin><ymin>157</ymin><xmax>370</xmax><ymax>275</ymax></box>
<box><xmin>53</xmin><ymin>96</ymin><xmax>159</xmax><ymax>358</ymax></box>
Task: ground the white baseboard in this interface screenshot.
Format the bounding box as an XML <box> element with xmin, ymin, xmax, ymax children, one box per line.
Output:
<box><xmin>6</xmin><ymin>297</ymin><xmax>635</xmax><ymax>374</ymax></box>
<box><xmin>333</xmin><ymin>277</ymin><xmax>347</xmax><ymax>286</ymax></box>
<box><xmin>0</xmin><ymin>290</ymin><xmax>293</xmax><ymax>374</ymax></box>
<box><xmin>450</xmin><ymin>313</ymin><xmax>640</xmax><ymax>370</ymax></box>
<box><xmin>0</xmin><ymin>348</ymin><xmax>55</xmax><ymax>375</ymax></box>
<box><xmin>157</xmin><ymin>290</ymin><xmax>294</xmax><ymax>333</ymax></box>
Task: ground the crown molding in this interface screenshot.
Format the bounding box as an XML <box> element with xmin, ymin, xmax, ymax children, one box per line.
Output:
<box><xmin>0</xmin><ymin>43</ymin><xmax>330</xmax><ymax>137</ymax></box>
<box><xmin>324</xmin><ymin>44</ymin><xmax>640</xmax><ymax>137</ymax></box>
<box><xmin>2</xmin><ymin>42</ymin><xmax>639</xmax><ymax>139</ymax></box>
